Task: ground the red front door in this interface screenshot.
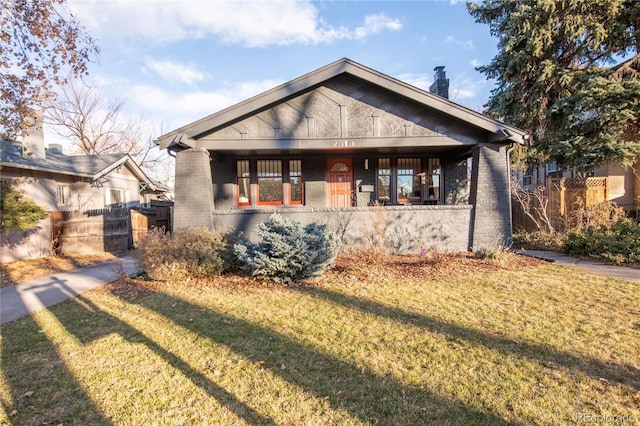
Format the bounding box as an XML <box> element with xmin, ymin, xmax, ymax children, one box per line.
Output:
<box><xmin>328</xmin><ymin>158</ymin><xmax>353</xmax><ymax>207</ymax></box>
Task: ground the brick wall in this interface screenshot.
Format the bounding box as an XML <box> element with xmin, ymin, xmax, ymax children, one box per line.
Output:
<box><xmin>444</xmin><ymin>158</ymin><xmax>469</xmax><ymax>204</ymax></box>
<box><xmin>174</xmin><ymin>149</ymin><xmax>214</xmax><ymax>229</ymax></box>
<box><xmin>211</xmin><ymin>205</ymin><xmax>472</xmax><ymax>253</ymax></box>
<box><xmin>469</xmin><ymin>143</ymin><xmax>512</xmax><ymax>249</ymax></box>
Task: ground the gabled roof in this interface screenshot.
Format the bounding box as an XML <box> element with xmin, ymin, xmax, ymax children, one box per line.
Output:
<box><xmin>0</xmin><ymin>141</ymin><xmax>161</xmax><ymax>191</ymax></box>
<box><xmin>157</xmin><ymin>58</ymin><xmax>527</xmax><ymax>149</ymax></box>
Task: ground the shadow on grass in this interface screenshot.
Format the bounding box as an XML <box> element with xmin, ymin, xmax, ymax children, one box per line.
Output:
<box><xmin>127</xmin><ymin>289</ymin><xmax>519</xmax><ymax>425</ymax></box>
<box><xmin>0</xmin><ymin>316</ymin><xmax>111</xmax><ymax>425</ymax></box>
<box><xmin>298</xmin><ymin>286</ymin><xmax>640</xmax><ymax>392</ymax></box>
<box><xmin>53</xmin><ymin>294</ymin><xmax>276</xmax><ymax>425</ymax></box>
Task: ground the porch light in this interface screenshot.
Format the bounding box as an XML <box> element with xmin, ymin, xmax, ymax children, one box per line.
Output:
<box><xmin>364</xmin><ymin>159</ymin><xmax>369</xmax><ymax>170</ymax></box>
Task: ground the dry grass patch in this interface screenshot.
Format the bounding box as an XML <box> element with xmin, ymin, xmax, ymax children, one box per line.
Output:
<box><xmin>1</xmin><ymin>252</ymin><xmax>638</xmax><ymax>425</ymax></box>
<box><xmin>0</xmin><ymin>253</ymin><xmax>119</xmax><ymax>287</ymax></box>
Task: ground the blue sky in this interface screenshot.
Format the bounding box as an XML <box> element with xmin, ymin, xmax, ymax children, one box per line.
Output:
<box><xmin>51</xmin><ymin>0</ymin><xmax>499</xmax><ymax>142</ymax></box>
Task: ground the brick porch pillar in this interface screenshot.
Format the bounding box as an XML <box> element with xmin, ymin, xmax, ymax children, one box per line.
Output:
<box><xmin>173</xmin><ymin>148</ymin><xmax>215</xmax><ymax>230</ymax></box>
<box><xmin>469</xmin><ymin>143</ymin><xmax>513</xmax><ymax>250</ymax></box>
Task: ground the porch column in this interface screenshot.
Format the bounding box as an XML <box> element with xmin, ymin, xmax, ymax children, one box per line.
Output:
<box><xmin>469</xmin><ymin>143</ymin><xmax>512</xmax><ymax>250</ymax></box>
<box><xmin>174</xmin><ymin>148</ymin><xmax>215</xmax><ymax>230</ymax></box>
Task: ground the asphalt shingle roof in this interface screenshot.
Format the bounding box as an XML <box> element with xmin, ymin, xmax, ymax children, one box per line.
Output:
<box><xmin>0</xmin><ymin>140</ymin><xmax>126</xmax><ymax>177</ymax></box>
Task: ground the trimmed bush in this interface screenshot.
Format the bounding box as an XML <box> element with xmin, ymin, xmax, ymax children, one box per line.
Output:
<box><xmin>234</xmin><ymin>214</ymin><xmax>341</xmax><ymax>284</ymax></box>
<box><xmin>564</xmin><ymin>219</ymin><xmax>640</xmax><ymax>265</ymax></box>
<box><xmin>137</xmin><ymin>226</ymin><xmax>226</xmax><ymax>281</ymax></box>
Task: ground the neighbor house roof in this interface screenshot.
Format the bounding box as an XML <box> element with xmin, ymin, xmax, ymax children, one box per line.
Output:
<box><xmin>157</xmin><ymin>57</ymin><xmax>527</xmax><ymax>150</ymax></box>
<box><xmin>0</xmin><ymin>141</ymin><xmax>162</xmax><ymax>192</ymax></box>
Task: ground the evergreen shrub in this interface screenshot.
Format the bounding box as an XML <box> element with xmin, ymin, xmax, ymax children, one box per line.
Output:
<box><xmin>234</xmin><ymin>214</ymin><xmax>341</xmax><ymax>284</ymax></box>
<box><xmin>564</xmin><ymin>219</ymin><xmax>640</xmax><ymax>265</ymax></box>
<box><xmin>137</xmin><ymin>226</ymin><xmax>226</xmax><ymax>281</ymax></box>
<box><xmin>0</xmin><ymin>182</ymin><xmax>48</xmax><ymax>232</ymax></box>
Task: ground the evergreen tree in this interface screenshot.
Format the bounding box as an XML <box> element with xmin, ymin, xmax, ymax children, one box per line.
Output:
<box><xmin>468</xmin><ymin>0</ymin><xmax>640</xmax><ymax>169</ymax></box>
<box><xmin>0</xmin><ymin>182</ymin><xmax>48</xmax><ymax>232</ymax></box>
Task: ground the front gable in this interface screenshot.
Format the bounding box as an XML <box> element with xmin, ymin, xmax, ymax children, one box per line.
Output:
<box><xmin>202</xmin><ymin>74</ymin><xmax>457</xmax><ymax>142</ymax></box>
<box><xmin>157</xmin><ymin>58</ymin><xmax>526</xmax><ymax>152</ymax></box>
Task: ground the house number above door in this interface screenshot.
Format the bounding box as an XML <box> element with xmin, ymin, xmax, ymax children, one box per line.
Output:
<box><xmin>331</xmin><ymin>140</ymin><xmax>355</xmax><ymax>148</ymax></box>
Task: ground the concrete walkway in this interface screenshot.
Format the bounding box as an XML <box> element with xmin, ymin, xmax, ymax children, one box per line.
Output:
<box><xmin>1</xmin><ymin>256</ymin><xmax>139</xmax><ymax>325</ymax></box>
<box><xmin>514</xmin><ymin>249</ymin><xmax>640</xmax><ymax>283</ymax></box>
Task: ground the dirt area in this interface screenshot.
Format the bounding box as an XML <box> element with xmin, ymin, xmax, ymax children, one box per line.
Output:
<box><xmin>97</xmin><ymin>249</ymin><xmax>543</xmax><ymax>300</ymax></box>
<box><xmin>0</xmin><ymin>253</ymin><xmax>120</xmax><ymax>288</ymax></box>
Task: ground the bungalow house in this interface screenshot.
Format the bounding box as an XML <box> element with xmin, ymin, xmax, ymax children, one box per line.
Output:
<box><xmin>1</xmin><ymin>122</ymin><xmax>170</xmax><ymax>261</ymax></box>
<box><xmin>156</xmin><ymin>58</ymin><xmax>527</xmax><ymax>252</ymax></box>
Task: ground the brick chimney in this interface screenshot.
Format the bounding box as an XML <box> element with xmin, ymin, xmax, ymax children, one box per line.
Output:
<box><xmin>429</xmin><ymin>66</ymin><xmax>449</xmax><ymax>99</ymax></box>
<box><xmin>21</xmin><ymin>116</ymin><xmax>46</xmax><ymax>159</ymax></box>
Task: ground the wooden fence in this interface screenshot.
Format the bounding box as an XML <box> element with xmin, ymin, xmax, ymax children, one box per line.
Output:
<box><xmin>512</xmin><ymin>177</ymin><xmax>607</xmax><ymax>233</ymax></box>
<box><xmin>51</xmin><ymin>202</ymin><xmax>172</xmax><ymax>254</ymax></box>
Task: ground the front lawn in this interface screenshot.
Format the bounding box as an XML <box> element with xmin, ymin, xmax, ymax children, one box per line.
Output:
<box><xmin>1</xmin><ymin>253</ymin><xmax>638</xmax><ymax>425</ymax></box>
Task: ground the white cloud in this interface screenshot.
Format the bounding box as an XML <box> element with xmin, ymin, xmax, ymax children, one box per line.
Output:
<box><xmin>395</xmin><ymin>72</ymin><xmax>431</xmax><ymax>91</ymax></box>
<box><xmin>131</xmin><ymin>78</ymin><xmax>285</xmax><ymax>129</ymax></box>
<box><xmin>144</xmin><ymin>59</ymin><xmax>206</xmax><ymax>85</ymax></box>
<box><xmin>470</xmin><ymin>59</ymin><xmax>482</xmax><ymax>68</ymax></box>
<box><xmin>69</xmin><ymin>0</ymin><xmax>402</xmax><ymax>47</ymax></box>
<box><xmin>449</xmin><ymin>73</ymin><xmax>488</xmax><ymax>103</ymax></box>
<box><xmin>355</xmin><ymin>14</ymin><xmax>403</xmax><ymax>39</ymax></box>
<box><xmin>444</xmin><ymin>35</ymin><xmax>475</xmax><ymax>51</ymax></box>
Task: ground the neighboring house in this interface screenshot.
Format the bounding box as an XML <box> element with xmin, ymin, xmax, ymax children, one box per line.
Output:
<box><xmin>156</xmin><ymin>58</ymin><xmax>527</xmax><ymax>252</ymax></box>
<box><xmin>0</xmin><ymin>122</ymin><xmax>170</xmax><ymax>261</ymax></box>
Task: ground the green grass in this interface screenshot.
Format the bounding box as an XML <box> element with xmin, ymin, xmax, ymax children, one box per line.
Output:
<box><xmin>1</xmin><ymin>255</ymin><xmax>639</xmax><ymax>425</ymax></box>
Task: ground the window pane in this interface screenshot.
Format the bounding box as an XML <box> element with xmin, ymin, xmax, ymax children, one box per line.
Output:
<box><xmin>397</xmin><ymin>158</ymin><xmax>421</xmax><ymax>201</ymax></box>
<box><xmin>289</xmin><ymin>160</ymin><xmax>302</xmax><ymax>203</ymax></box>
<box><xmin>428</xmin><ymin>158</ymin><xmax>441</xmax><ymax>201</ymax></box>
<box><xmin>56</xmin><ymin>185</ymin><xmax>69</xmax><ymax>205</ymax></box>
<box><xmin>258</xmin><ymin>160</ymin><xmax>283</xmax><ymax>203</ymax></box>
<box><xmin>237</xmin><ymin>160</ymin><xmax>250</xmax><ymax>204</ymax></box>
<box><xmin>377</xmin><ymin>158</ymin><xmax>390</xmax><ymax>200</ymax></box>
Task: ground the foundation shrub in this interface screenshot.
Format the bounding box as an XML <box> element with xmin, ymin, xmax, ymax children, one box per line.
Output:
<box><xmin>137</xmin><ymin>226</ymin><xmax>226</xmax><ymax>281</ymax></box>
<box><xmin>512</xmin><ymin>231</ymin><xmax>566</xmax><ymax>251</ymax></box>
<box><xmin>234</xmin><ymin>214</ymin><xmax>342</xmax><ymax>284</ymax></box>
<box><xmin>564</xmin><ymin>219</ymin><xmax>640</xmax><ymax>265</ymax></box>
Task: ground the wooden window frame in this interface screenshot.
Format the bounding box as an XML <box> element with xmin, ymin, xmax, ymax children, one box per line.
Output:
<box><xmin>257</xmin><ymin>159</ymin><xmax>284</xmax><ymax>206</ymax></box>
<box><xmin>376</xmin><ymin>158</ymin><xmax>391</xmax><ymax>203</ymax></box>
<box><xmin>288</xmin><ymin>159</ymin><xmax>303</xmax><ymax>205</ymax></box>
<box><xmin>236</xmin><ymin>159</ymin><xmax>251</xmax><ymax>206</ymax></box>
<box><xmin>396</xmin><ymin>158</ymin><xmax>422</xmax><ymax>204</ymax></box>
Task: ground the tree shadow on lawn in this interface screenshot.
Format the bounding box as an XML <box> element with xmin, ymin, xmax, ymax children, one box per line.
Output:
<box><xmin>48</xmin><ymin>294</ymin><xmax>276</xmax><ymax>426</ymax></box>
<box><xmin>0</xmin><ymin>315</ymin><xmax>111</xmax><ymax>425</ymax></box>
<box><xmin>298</xmin><ymin>286</ymin><xmax>640</xmax><ymax>392</ymax></box>
<box><xmin>123</xmin><ymin>289</ymin><xmax>520</xmax><ymax>425</ymax></box>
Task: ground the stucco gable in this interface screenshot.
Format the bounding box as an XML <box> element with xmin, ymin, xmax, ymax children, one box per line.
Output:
<box><xmin>157</xmin><ymin>58</ymin><xmax>527</xmax><ymax>150</ymax></box>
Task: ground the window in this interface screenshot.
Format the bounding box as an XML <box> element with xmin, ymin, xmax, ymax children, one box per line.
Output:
<box><xmin>397</xmin><ymin>158</ymin><xmax>421</xmax><ymax>202</ymax></box>
<box><xmin>289</xmin><ymin>160</ymin><xmax>303</xmax><ymax>204</ymax></box>
<box><xmin>237</xmin><ymin>160</ymin><xmax>250</xmax><ymax>205</ymax></box>
<box><xmin>377</xmin><ymin>158</ymin><xmax>391</xmax><ymax>201</ymax></box>
<box><xmin>257</xmin><ymin>160</ymin><xmax>283</xmax><ymax>204</ymax></box>
<box><xmin>236</xmin><ymin>159</ymin><xmax>303</xmax><ymax>206</ymax></box>
<box><xmin>105</xmin><ymin>188</ymin><xmax>126</xmax><ymax>208</ymax></box>
<box><xmin>56</xmin><ymin>185</ymin><xmax>70</xmax><ymax>206</ymax></box>
<box><xmin>427</xmin><ymin>158</ymin><xmax>441</xmax><ymax>202</ymax></box>
<box><xmin>375</xmin><ymin>157</ymin><xmax>441</xmax><ymax>204</ymax></box>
